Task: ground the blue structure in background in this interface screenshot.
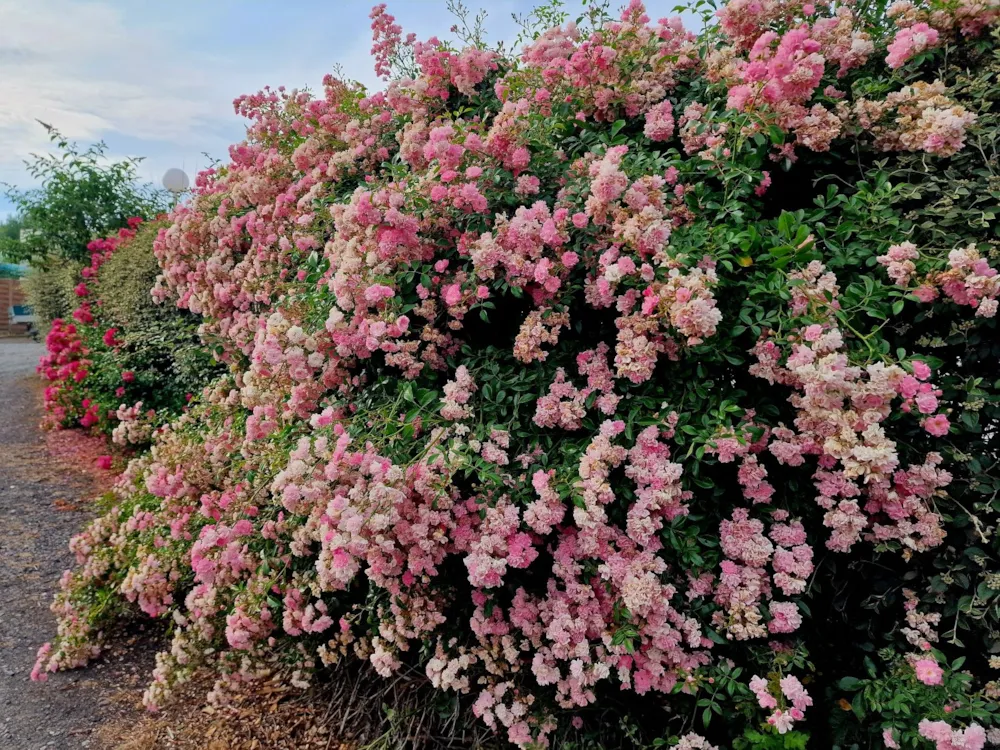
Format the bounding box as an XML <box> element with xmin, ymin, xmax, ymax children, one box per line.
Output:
<box><xmin>0</xmin><ymin>262</ymin><xmax>29</xmax><ymax>278</ymax></box>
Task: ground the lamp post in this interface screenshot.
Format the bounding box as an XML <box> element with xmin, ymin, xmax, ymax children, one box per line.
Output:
<box><xmin>162</xmin><ymin>168</ymin><xmax>190</xmax><ymax>207</ymax></box>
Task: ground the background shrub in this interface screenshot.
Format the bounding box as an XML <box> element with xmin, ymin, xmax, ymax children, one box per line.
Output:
<box><xmin>37</xmin><ymin>219</ymin><xmax>221</xmax><ymax>441</ymax></box>
<box><xmin>22</xmin><ymin>260</ymin><xmax>82</xmax><ymax>335</ymax></box>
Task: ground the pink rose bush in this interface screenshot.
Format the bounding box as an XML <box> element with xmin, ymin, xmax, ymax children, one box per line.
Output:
<box><xmin>36</xmin><ymin>218</ymin><xmax>219</xmax><ymax>447</ymax></box>
<box><xmin>33</xmin><ymin>0</ymin><xmax>1000</xmax><ymax>747</ymax></box>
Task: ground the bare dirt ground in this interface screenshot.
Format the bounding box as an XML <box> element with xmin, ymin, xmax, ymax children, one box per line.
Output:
<box><xmin>0</xmin><ymin>338</ymin><xmax>154</xmax><ymax>750</ymax></box>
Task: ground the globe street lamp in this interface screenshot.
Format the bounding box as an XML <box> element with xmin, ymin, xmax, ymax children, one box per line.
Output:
<box><xmin>162</xmin><ymin>168</ymin><xmax>190</xmax><ymax>206</ymax></box>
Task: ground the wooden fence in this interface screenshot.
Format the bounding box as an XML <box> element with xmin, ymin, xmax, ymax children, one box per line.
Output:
<box><xmin>0</xmin><ymin>278</ymin><xmax>29</xmax><ymax>335</ymax></box>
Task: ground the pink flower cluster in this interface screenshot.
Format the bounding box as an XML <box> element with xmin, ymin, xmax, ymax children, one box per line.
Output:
<box><xmin>712</xmin><ymin>0</ymin><xmax>995</xmax><ymax>159</ymax></box>
<box><xmin>749</xmin><ymin>673</ymin><xmax>813</xmax><ymax>733</ymax></box>
<box><xmin>111</xmin><ymin>401</ymin><xmax>155</xmax><ymax>446</ymax></box>
<box><xmin>369</xmin><ymin>4</ymin><xmax>414</xmax><ymax>80</ymax></box>
<box><xmin>914</xmin><ymin>657</ymin><xmax>944</xmax><ymax>685</ymax></box>
<box><xmin>513</xmin><ymin>308</ymin><xmax>570</xmax><ymax>364</ymax></box>
<box><xmin>37</xmin><ymin>319</ymin><xmax>90</xmax><ymax>427</ymax></box>
<box><xmin>534</xmin><ymin>343</ymin><xmax>619</xmax><ymax>429</ymax></box>
<box><xmin>877</xmin><ymin>241</ymin><xmax>920</xmax><ymax>286</ymax></box>
<box><xmin>937</xmin><ymin>245</ymin><xmax>1000</xmax><ymax>318</ymax></box>
<box><xmin>888</xmin><ymin>0</ymin><xmax>1000</xmax><ymax>40</ymax></box>
<box><xmin>441</xmin><ymin>365</ymin><xmax>477</xmax><ymax>420</ymax></box>
<box><xmin>714</xmin><ymin>508</ymin><xmax>812</xmax><ymax>640</ymax></box>
<box><xmin>856</xmin><ymin>81</ymin><xmax>977</xmax><ymax>158</ymax></box>
<box><xmin>879</xmin><ymin>241</ymin><xmax>1000</xmax><ymax>317</ymax></box>
<box><xmin>513</xmin><ymin>3</ymin><xmax>697</xmax><ymax>122</ymax></box>
<box><xmin>886</xmin><ymin>22</ymin><xmax>940</xmax><ymax>68</ymax></box>
<box><xmin>918</xmin><ymin>720</ymin><xmax>987</xmax><ymax>750</ymax></box>
<box><xmin>643</xmin><ymin>99</ymin><xmax>675</xmax><ymax>141</ymax></box>
<box><xmin>750</xmin><ymin>265</ymin><xmax>953</xmax><ymax>553</ymax></box>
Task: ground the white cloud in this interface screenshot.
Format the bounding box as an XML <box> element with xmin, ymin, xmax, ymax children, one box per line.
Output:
<box><xmin>0</xmin><ymin>0</ymin><xmax>234</xmax><ymax>187</ymax></box>
<box><xmin>0</xmin><ymin>0</ymin><xmax>441</xmax><ymax>188</ymax></box>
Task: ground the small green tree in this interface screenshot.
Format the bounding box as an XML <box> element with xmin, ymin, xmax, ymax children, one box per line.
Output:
<box><xmin>0</xmin><ymin>216</ymin><xmax>24</xmax><ymax>274</ymax></box>
<box><xmin>2</xmin><ymin>123</ymin><xmax>169</xmax><ymax>265</ymax></box>
<box><xmin>0</xmin><ymin>215</ymin><xmax>23</xmax><ymax>242</ymax></box>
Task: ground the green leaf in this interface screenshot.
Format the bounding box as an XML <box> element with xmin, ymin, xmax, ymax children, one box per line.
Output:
<box><xmin>837</xmin><ymin>676</ymin><xmax>863</xmax><ymax>691</ymax></box>
<box><xmin>864</xmin><ymin>656</ymin><xmax>877</xmax><ymax>678</ymax></box>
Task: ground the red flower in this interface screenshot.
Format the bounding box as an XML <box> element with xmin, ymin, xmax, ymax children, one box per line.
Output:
<box><xmin>103</xmin><ymin>328</ymin><xmax>120</xmax><ymax>347</ymax></box>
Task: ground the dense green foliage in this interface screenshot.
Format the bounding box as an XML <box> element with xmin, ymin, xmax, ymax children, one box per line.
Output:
<box><xmin>22</xmin><ymin>260</ymin><xmax>82</xmax><ymax>333</ymax></box>
<box><xmin>89</xmin><ymin>222</ymin><xmax>221</xmax><ymax>420</ymax></box>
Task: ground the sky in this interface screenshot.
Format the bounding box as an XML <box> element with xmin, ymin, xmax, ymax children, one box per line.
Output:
<box><xmin>0</xmin><ymin>0</ymin><xmax>699</xmax><ymax>220</ymax></box>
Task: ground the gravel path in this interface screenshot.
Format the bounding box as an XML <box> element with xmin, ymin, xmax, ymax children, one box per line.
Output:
<box><xmin>0</xmin><ymin>338</ymin><xmax>147</xmax><ymax>749</ymax></box>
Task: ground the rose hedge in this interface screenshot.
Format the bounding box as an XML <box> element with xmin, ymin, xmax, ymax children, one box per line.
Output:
<box><xmin>37</xmin><ymin>219</ymin><xmax>220</xmax><ymax>447</ymax></box>
<box><xmin>33</xmin><ymin>1</ymin><xmax>1000</xmax><ymax>748</ymax></box>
